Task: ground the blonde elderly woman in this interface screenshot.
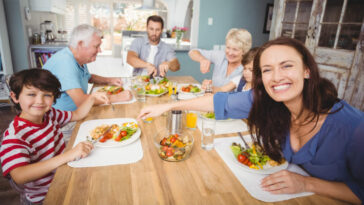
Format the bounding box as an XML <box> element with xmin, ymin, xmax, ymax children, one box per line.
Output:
<box><xmin>189</xmin><ymin>28</ymin><xmax>252</xmax><ymax>88</ymax></box>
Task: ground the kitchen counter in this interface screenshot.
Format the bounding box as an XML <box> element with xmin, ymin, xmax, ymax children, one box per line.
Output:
<box><xmin>30</xmin><ymin>41</ymin><xmax>68</xmax><ymax>49</ymax></box>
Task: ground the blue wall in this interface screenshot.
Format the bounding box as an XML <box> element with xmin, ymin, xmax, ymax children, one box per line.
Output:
<box><xmin>168</xmin><ymin>0</ymin><xmax>273</xmax><ymax>82</ymax></box>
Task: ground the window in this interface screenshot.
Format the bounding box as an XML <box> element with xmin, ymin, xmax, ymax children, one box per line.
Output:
<box><xmin>64</xmin><ymin>0</ymin><xmax>167</xmax><ymax>56</ymax></box>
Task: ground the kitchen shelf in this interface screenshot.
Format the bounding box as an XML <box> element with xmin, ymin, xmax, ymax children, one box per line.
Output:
<box><xmin>29</xmin><ymin>43</ymin><xmax>67</xmax><ymax>68</ymax></box>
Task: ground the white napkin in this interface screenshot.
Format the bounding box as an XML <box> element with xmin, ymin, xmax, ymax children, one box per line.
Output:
<box><xmin>197</xmin><ymin>117</ymin><xmax>249</xmax><ymax>135</ymax></box>
<box><xmin>92</xmin><ymin>86</ymin><xmax>137</xmax><ymax>105</ymax></box>
<box><xmin>67</xmin><ymin>118</ymin><xmax>143</xmax><ymax>168</ymax></box>
<box><xmin>214</xmin><ymin>137</ymin><xmax>313</xmax><ymax>202</ymax></box>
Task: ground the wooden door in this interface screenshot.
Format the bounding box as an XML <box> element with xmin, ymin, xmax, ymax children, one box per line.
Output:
<box><xmin>271</xmin><ymin>0</ymin><xmax>364</xmax><ymax>110</ymax></box>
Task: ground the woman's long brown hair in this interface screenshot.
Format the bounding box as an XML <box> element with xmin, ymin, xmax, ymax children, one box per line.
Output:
<box><xmin>248</xmin><ymin>37</ymin><xmax>340</xmax><ymax>161</ymax></box>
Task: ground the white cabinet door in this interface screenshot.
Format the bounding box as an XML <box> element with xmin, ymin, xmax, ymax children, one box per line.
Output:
<box><xmin>271</xmin><ymin>0</ymin><xmax>364</xmax><ymax>110</ymax></box>
<box><xmin>30</xmin><ymin>0</ymin><xmax>66</xmax><ymax>15</ymax></box>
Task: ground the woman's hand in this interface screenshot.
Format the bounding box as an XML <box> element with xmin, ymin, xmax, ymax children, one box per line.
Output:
<box><xmin>108</xmin><ymin>77</ymin><xmax>123</xmax><ymax>86</ymax></box>
<box><xmin>200</xmin><ymin>59</ymin><xmax>211</xmax><ymax>73</ymax></box>
<box><xmin>138</xmin><ymin>104</ymin><xmax>171</xmax><ymax>120</ymax></box>
<box><xmin>65</xmin><ymin>141</ymin><xmax>94</xmax><ymax>162</ymax></box>
<box><xmin>90</xmin><ymin>91</ymin><xmax>110</xmax><ymax>105</ymax></box>
<box><xmin>261</xmin><ymin>170</ymin><xmax>307</xmax><ymax>194</ymax></box>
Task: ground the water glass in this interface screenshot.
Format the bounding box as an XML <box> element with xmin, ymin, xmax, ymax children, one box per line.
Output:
<box><xmin>134</xmin><ymin>82</ymin><xmax>146</xmax><ymax>102</ymax></box>
<box><xmin>201</xmin><ymin>118</ymin><xmax>215</xmax><ymax>150</ymax></box>
<box><xmin>121</xmin><ymin>77</ymin><xmax>131</xmax><ymax>89</ymax></box>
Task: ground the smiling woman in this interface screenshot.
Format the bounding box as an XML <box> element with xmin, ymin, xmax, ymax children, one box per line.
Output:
<box><xmin>138</xmin><ymin>37</ymin><xmax>364</xmax><ymax>204</ymax></box>
<box><xmin>188</xmin><ymin>28</ymin><xmax>252</xmax><ymax>88</ymax></box>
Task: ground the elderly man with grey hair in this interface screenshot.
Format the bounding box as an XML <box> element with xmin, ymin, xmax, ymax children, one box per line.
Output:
<box><xmin>44</xmin><ymin>24</ymin><xmax>131</xmax><ymax>111</ymax></box>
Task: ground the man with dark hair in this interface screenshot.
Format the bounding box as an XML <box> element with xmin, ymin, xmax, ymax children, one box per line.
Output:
<box><xmin>127</xmin><ymin>15</ymin><xmax>180</xmax><ymax>77</ymax></box>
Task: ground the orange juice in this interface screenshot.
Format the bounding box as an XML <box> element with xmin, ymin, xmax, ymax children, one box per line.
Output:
<box><xmin>186</xmin><ymin>112</ymin><xmax>197</xmax><ymax>129</ymax></box>
<box><xmin>144</xmin><ymin>117</ymin><xmax>153</xmax><ymax>123</ymax></box>
<box><xmin>168</xmin><ymin>82</ymin><xmax>177</xmax><ymax>96</ymax></box>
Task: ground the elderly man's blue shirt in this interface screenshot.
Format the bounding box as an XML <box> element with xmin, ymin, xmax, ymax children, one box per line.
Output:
<box><xmin>43</xmin><ymin>47</ymin><xmax>91</xmax><ymax>111</ymax></box>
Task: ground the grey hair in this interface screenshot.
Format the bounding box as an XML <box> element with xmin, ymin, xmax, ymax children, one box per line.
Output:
<box><xmin>69</xmin><ymin>24</ymin><xmax>102</xmax><ymax>48</ymax></box>
<box><xmin>225</xmin><ymin>28</ymin><xmax>252</xmax><ymax>54</ymax></box>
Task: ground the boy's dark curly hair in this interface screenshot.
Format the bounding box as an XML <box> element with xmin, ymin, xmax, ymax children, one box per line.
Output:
<box><xmin>9</xmin><ymin>68</ymin><xmax>61</xmax><ymax>112</ymax></box>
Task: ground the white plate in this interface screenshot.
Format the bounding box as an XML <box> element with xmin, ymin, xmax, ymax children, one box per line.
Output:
<box><xmin>198</xmin><ymin>112</ymin><xmax>235</xmax><ymax>122</ymax></box>
<box><xmin>92</xmin><ymin>86</ymin><xmax>136</xmax><ymax>104</ymax></box>
<box><xmin>230</xmin><ymin>142</ymin><xmax>289</xmax><ymax>174</ymax></box>
<box><xmin>145</xmin><ymin>89</ymin><xmax>168</xmax><ymax>97</ymax></box>
<box><xmin>77</xmin><ymin>118</ymin><xmax>141</xmax><ymax>148</ymax></box>
<box><xmin>178</xmin><ymin>83</ymin><xmax>204</xmax><ymax>95</ymax></box>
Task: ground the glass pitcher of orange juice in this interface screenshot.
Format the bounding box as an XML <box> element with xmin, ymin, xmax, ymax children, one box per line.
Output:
<box><xmin>186</xmin><ymin>111</ymin><xmax>198</xmax><ymax>130</ymax></box>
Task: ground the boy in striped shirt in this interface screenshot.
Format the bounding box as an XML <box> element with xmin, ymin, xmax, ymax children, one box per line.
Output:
<box><xmin>0</xmin><ymin>69</ymin><xmax>109</xmax><ymax>204</ymax></box>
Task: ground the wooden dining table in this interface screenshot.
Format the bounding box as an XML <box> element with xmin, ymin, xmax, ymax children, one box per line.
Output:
<box><xmin>44</xmin><ymin>76</ymin><xmax>347</xmax><ymax>205</ymax></box>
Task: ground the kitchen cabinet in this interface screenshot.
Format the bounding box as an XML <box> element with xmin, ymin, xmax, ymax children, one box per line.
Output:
<box><xmin>29</xmin><ymin>0</ymin><xmax>66</xmax><ymax>15</ymax></box>
<box><xmin>270</xmin><ymin>0</ymin><xmax>364</xmax><ymax>110</ymax></box>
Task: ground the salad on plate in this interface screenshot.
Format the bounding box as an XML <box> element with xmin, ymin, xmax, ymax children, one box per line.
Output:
<box><xmin>89</xmin><ymin>122</ymin><xmax>138</xmax><ymax>146</ymax></box>
<box><xmin>230</xmin><ymin>142</ymin><xmax>288</xmax><ymax>174</ymax></box>
<box><xmin>97</xmin><ymin>86</ymin><xmax>124</xmax><ymax>95</ymax></box>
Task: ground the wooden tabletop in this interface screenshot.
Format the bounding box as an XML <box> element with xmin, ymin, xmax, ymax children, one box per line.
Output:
<box><xmin>44</xmin><ymin>76</ymin><xmax>346</xmax><ymax>205</ymax></box>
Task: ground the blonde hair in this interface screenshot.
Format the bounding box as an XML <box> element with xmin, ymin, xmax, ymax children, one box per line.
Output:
<box><xmin>69</xmin><ymin>24</ymin><xmax>102</xmax><ymax>48</ymax></box>
<box><xmin>225</xmin><ymin>28</ymin><xmax>252</xmax><ymax>54</ymax></box>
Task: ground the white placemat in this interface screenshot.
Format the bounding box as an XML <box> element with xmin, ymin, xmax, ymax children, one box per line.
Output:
<box><xmin>214</xmin><ymin>137</ymin><xmax>313</xmax><ymax>202</ymax></box>
<box><xmin>68</xmin><ymin>118</ymin><xmax>143</xmax><ymax>168</ymax></box>
<box><xmin>197</xmin><ymin>117</ymin><xmax>249</xmax><ymax>135</ymax></box>
<box><xmin>92</xmin><ymin>86</ymin><xmax>137</xmax><ymax>105</ymax></box>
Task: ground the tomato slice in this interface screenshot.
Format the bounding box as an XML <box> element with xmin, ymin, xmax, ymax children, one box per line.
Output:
<box><xmin>115</xmin><ymin>135</ymin><xmax>122</xmax><ymax>141</ymax></box>
<box><xmin>99</xmin><ymin>137</ymin><xmax>106</xmax><ymax>143</ymax></box>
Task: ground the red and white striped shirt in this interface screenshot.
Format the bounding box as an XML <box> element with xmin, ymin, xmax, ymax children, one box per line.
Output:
<box><xmin>0</xmin><ymin>107</ymin><xmax>72</xmax><ymax>203</ymax></box>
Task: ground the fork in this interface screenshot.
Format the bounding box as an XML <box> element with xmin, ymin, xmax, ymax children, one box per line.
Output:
<box><xmin>238</xmin><ymin>132</ymin><xmax>250</xmax><ymax>149</ymax></box>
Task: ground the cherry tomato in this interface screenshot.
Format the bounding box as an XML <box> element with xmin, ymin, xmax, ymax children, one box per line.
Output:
<box><xmin>99</xmin><ymin>137</ymin><xmax>106</xmax><ymax>143</ymax></box>
<box><xmin>160</xmin><ymin>138</ymin><xmax>167</xmax><ymax>146</ymax></box>
<box><xmin>237</xmin><ymin>154</ymin><xmax>246</xmax><ymax>163</ymax></box>
<box><xmin>243</xmin><ymin>158</ymin><xmax>250</xmax><ymax>165</ymax></box>
<box><xmin>119</xmin><ymin>130</ymin><xmax>127</xmax><ymax>137</ymax></box>
<box><xmin>166</xmin><ymin>150</ymin><xmax>174</xmax><ymax>157</ymax></box>
<box><xmin>162</xmin><ymin>146</ymin><xmax>168</xmax><ymax>152</ymax></box>
<box><xmin>185</xmin><ymin>87</ymin><xmax>191</xmax><ymax>92</ymax></box>
<box><xmin>174</xmin><ymin>134</ymin><xmax>179</xmax><ymax>138</ymax></box>
<box><xmin>107</xmin><ymin>91</ymin><xmax>112</xmax><ymax>95</ymax></box>
<box><xmin>170</xmin><ymin>137</ymin><xmax>177</xmax><ymax>143</ymax></box>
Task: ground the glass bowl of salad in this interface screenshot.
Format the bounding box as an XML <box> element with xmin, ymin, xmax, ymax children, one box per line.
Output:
<box><xmin>154</xmin><ymin>129</ymin><xmax>194</xmax><ymax>162</ymax></box>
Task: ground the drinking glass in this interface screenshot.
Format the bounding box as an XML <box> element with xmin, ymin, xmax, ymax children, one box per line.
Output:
<box><xmin>186</xmin><ymin>111</ymin><xmax>198</xmax><ymax>130</ymax></box>
<box><xmin>134</xmin><ymin>82</ymin><xmax>146</xmax><ymax>102</ymax></box>
<box><xmin>201</xmin><ymin>118</ymin><xmax>215</xmax><ymax>150</ymax></box>
<box><xmin>121</xmin><ymin>77</ymin><xmax>131</xmax><ymax>89</ymax></box>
